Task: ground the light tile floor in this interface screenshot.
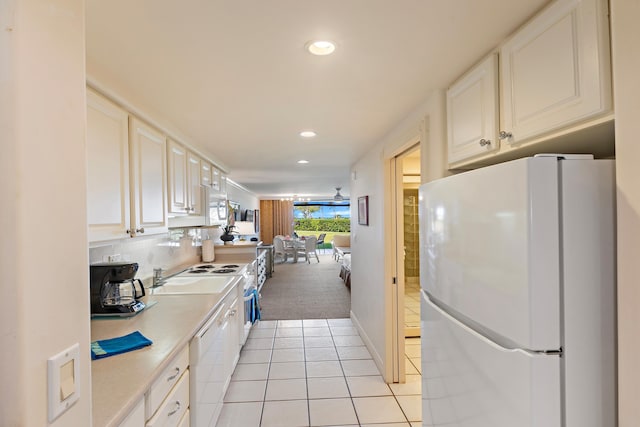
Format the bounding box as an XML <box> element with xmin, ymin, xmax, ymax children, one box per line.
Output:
<box><xmin>218</xmin><ymin>319</ymin><xmax>422</xmax><ymax>427</ymax></box>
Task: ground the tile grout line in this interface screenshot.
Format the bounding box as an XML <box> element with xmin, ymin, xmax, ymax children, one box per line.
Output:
<box><xmin>329</xmin><ymin>320</ymin><xmax>362</xmax><ymax>427</ymax></box>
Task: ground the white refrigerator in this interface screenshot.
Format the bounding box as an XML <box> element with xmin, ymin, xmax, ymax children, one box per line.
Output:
<box><xmin>419</xmin><ymin>155</ymin><xmax>616</xmax><ymax>427</ymax></box>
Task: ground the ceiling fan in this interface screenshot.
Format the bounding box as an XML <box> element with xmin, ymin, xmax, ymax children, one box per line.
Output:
<box><xmin>333</xmin><ymin>187</ymin><xmax>344</xmax><ymax>201</ymax></box>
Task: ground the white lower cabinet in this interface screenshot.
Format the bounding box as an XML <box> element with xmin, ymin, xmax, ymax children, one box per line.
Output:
<box><xmin>177</xmin><ymin>409</ymin><xmax>190</xmax><ymax>427</ymax></box>
<box><xmin>119</xmin><ymin>398</ymin><xmax>145</xmax><ymax>427</ymax></box>
<box><xmin>145</xmin><ymin>346</ymin><xmax>190</xmax><ymax>427</ymax></box>
<box><xmin>145</xmin><ymin>370</ymin><xmax>189</xmax><ymax>427</ymax></box>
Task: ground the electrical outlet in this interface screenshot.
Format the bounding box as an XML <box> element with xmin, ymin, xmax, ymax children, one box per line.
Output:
<box><xmin>107</xmin><ymin>254</ymin><xmax>121</xmax><ymax>262</ymax></box>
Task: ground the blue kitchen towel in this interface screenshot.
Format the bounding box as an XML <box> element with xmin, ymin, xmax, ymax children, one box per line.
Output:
<box><xmin>91</xmin><ymin>331</ymin><xmax>152</xmax><ymax>360</ymax></box>
<box><xmin>244</xmin><ymin>288</ymin><xmax>261</xmax><ymax>323</ymax></box>
<box><xmin>251</xmin><ymin>289</ymin><xmax>261</xmax><ymax>322</ymax></box>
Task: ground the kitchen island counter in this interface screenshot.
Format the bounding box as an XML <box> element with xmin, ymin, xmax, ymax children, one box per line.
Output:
<box><xmin>90</xmin><ymin>282</ymin><xmax>235</xmax><ymax>427</ymax></box>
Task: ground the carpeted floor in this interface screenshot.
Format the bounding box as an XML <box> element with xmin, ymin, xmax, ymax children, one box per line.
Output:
<box><xmin>259</xmin><ymin>253</ymin><xmax>351</xmax><ymax>320</ymax></box>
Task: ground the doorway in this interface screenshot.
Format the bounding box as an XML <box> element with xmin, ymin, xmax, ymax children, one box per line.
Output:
<box><xmin>390</xmin><ymin>142</ymin><xmax>421</xmax><ymax>383</ymax></box>
<box><xmin>401</xmin><ymin>150</ymin><xmax>421</xmax><ymax>338</ymax></box>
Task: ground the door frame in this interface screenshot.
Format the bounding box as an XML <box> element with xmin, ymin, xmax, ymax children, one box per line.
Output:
<box><xmin>384</xmin><ymin>136</ymin><xmax>420</xmax><ymax>383</ymax></box>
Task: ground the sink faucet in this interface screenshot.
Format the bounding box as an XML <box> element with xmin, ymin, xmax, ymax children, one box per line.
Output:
<box><xmin>153</xmin><ymin>268</ymin><xmax>166</xmax><ymax>287</ymax></box>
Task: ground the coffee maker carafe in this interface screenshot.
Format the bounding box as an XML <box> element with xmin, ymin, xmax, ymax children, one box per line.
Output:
<box><xmin>90</xmin><ymin>262</ymin><xmax>146</xmax><ymax>317</ymax></box>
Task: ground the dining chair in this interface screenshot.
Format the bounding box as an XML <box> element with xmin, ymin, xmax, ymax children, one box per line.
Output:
<box><xmin>316</xmin><ymin>233</ymin><xmax>326</xmax><ymax>253</ymax></box>
<box><xmin>273</xmin><ymin>237</ymin><xmax>295</xmax><ymax>263</ymax></box>
<box><xmin>303</xmin><ymin>236</ymin><xmax>319</xmax><ymax>263</ymax></box>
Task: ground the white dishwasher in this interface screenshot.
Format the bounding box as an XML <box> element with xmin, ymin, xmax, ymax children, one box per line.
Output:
<box><xmin>190</xmin><ymin>289</ymin><xmax>237</xmax><ymax>427</ymax></box>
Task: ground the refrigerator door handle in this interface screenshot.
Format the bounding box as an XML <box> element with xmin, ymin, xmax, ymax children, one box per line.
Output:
<box><xmin>422</xmin><ymin>290</ymin><xmax>557</xmax><ymax>357</ymax></box>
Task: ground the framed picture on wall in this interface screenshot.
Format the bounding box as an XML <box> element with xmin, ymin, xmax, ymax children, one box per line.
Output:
<box><xmin>245</xmin><ymin>209</ymin><xmax>254</xmax><ymax>222</ymax></box>
<box><xmin>254</xmin><ymin>209</ymin><xmax>260</xmax><ymax>232</ymax></box>
<box><xmin>358</xmin><ymin>196</ymin><xmax>369</xmax><ymax>226</ymax></box>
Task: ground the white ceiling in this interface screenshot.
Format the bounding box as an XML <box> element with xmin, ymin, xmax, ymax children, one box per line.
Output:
<box><xmin>86</xmin><ymin>0</ymin><xmax>549</xmax><ymax>199</ymax></box>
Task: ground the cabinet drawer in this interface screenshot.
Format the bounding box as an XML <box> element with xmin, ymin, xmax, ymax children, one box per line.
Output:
<box><xmin>146</xmin><ymin>346</ymin><xmax>189</xmax><ymax>419</ymax></box>
<box><xmin>145</xmin><ymin>368</ymin><xmax>189</xmax><ymax>427</ymax></box>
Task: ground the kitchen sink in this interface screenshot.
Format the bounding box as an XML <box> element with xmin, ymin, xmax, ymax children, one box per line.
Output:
<box><xmin>151</xmin><ymin>275</ymin><xmax>235</xmax><ymax>295</ymax></box>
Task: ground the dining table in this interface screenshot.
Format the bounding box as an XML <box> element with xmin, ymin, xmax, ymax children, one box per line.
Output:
<box><xmin>282</xmin><ymin>237</ymin><xmax>307</xmax><ymax>262</ymax></box>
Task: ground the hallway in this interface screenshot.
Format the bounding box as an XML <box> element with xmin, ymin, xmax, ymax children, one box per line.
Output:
<box><xmin>217</xmin><ymin>319</ymin><xmax>422</xmax><ymax>426</ymax></box>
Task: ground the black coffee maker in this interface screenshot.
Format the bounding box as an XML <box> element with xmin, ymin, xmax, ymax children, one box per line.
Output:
<box><xmin>90</xmin><ymin>262</ymin><xmax>146</xmax><ymax>317</ymax></box>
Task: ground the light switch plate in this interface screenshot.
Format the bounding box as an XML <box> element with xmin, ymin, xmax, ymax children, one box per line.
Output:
<box><xmin>48</xmin><ymin>343</ymin><xmax>80</xmax><ymax>422</ymax></box>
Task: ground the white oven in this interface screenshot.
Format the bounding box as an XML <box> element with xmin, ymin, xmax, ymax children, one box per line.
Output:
<box><xmin>181</xmin><ymin>263</ymin><xmax>254</xmax><ymax>344</ymax></box>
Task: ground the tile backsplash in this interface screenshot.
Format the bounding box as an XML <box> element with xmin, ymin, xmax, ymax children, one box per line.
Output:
<box><xmin>89</xmin><ymin>228</ymin><xmax>212</xmax><ymax>282</ymax></box>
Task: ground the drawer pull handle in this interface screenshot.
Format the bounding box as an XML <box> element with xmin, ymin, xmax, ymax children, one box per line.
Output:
<box><xmin>499</xmin><ymin>130</ymin><xmax>512</xmax><ymax>140</ymax></box>
<box><xmin>167</xmin><ymin>401</ymin><xmax>181</xmax><ymax>416</ymax></box>
<box><xmin>167</xmin><ymin>367</ymin><xmax>180</xmax><ymax>381</ymax></box>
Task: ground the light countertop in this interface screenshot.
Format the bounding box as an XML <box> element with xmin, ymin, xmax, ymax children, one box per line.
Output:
<box><xmin>90</xmin><ymin>282</ymin><xmax>235</xmax><ymax>426</ymax></box>
<box><xmin>214</xmin><ymin>240</ymin><xmax>263</xmax><ymax>248</ymax></box>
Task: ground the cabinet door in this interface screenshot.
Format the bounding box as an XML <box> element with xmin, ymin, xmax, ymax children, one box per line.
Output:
<box><xmin>219</xmin><ymin>173</ymin><xmax>227</xmax><ymax>198</ymax></box>
<box><xmin>187</xmin><ymin>152</ymin><xmax>202</xmax><ymax>215</ymax></box>
<box><xmin>129</xmin><ymin>117</ymin><xmax>168</xmax><ymax>237</ymax></box>
<box><xmin>86</xmin><ymin>90</ymin><xmax>131</xmax><ymax>242</ymax></box>
<box><xmin>226</xmin><ymin>297</ymin><xmax>241</xmax><ymax>374</ymax></box>
<box><xmin>500</xmin><ymin>0</ymin><xmax>611</xmax><ymax>144</ymax></box>
<box><xmin>200</xmin><ymin>161</ymin><xmax>212</xmax><ymax>188</ymax></box>
<box><xmin>167</xmin><ymin>139</ymin><xmax>188</xmax><ymax>215</ymax></box>
<box><xmin>447</xmin><ymin>54</ymin><xmax>499</xmax><ymax>164</ymax></box>
<box><xmin>211</xmin><ymin>166</ymin><xmax>221</xmax><ymax>193</ymax></box>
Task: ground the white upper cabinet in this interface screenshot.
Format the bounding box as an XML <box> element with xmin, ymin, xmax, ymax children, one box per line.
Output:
<box><xmin>187</xmin><ymin>151</ymin><xmax>202</xmax><ymax>215</ymax></box>
<box><xmin>167</xmin><ymin>139</ymin><xmax>188</xmax><ymax>215</ymax></box>
<box><xmin>447</xmin><ymin>53</ymin><xmax>499</xmax><ymax>164</ymax></box>
<box><xmin>499</xmin><ymin>0</ymin><xmax>611</xmax><ymax>144</ymax></box>
<box><xmin>167</xmin><ymin>141</ymin><xmax>203</xmax><ymax>216</ymax></box>
<box><xmin>129</xmin><ymin>117</ymin><xmax>168</xmax><ymax>237</ymax></box>
<box><xmin>201</xmin><ymin>161</ymin><xmax>212</xmax><ymax>187</ymax></box>
<box><xmin>87</xmin><ymin>89</ymin><xmax>131</xmax><ymax>242</ymax></box>
<box><xmin>211</xmin><ymin>166</ymin><xmax>221</xmax><ymax>193</ymax></box>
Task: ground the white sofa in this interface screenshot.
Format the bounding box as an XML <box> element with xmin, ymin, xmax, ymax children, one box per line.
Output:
<box><xmin>331</xmin><ymin>234</ymin><xmax>351</xmax><ymax>261</ymax></box>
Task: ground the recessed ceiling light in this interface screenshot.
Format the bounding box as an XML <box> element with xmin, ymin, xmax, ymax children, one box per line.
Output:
<box><xmin>297</xmin><ymin>160</ymin><xmax>309</xmax><ymax>164</ymax></box>
<box><xmin>300</xmin><ymin>130</ymin><xmax>316</xmax><ymax>138</ymax></box>
<box><xmin>306</xmin><ymin>40</ymin><xmax>336</xmax><ymax>56</ymax></box>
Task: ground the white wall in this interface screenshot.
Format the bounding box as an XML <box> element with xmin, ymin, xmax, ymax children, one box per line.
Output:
<box><xmin>227</xmin><ymin>179</ymin><xmax>260</xmax><ymax>211</ymax></box>
<box><xmin>610</xmin><ymin>1</ymin><xmax>640</xmax><ymax>424</ymax></box>
<box><xmin>0</xmin><ymin>0</ymin><xmax>91</xmax><ymax>425</ymax></box>
<box><xmin>350</xmin><ymin>91</ymin><xmax>447</xmax><ymax>379</ymax></box>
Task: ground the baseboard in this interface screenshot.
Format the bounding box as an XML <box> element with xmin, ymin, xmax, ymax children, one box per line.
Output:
<box><xmin>350</xmin><ymin>310</ymin><xmax>385</xmax><ymax>380</ymax></box>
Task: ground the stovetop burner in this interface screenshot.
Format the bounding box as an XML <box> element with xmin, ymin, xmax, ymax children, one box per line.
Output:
<box><xmin>182</xmin><ymin>263</ymin><xmax>248</xmax><ymax>276</ymax></box>
<box><xmin>211</xmin><ymin>268</ymin><xmax>236</xmax><ymax>274</ymax></box>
